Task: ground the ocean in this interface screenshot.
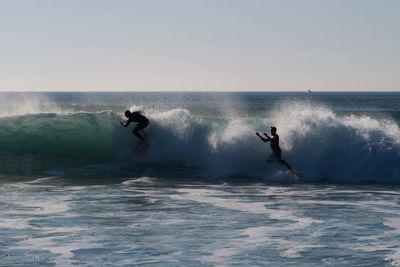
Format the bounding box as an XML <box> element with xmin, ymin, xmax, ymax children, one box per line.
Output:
<box><xmin>1</xmin><ymin>91</ymin><xmax>400</xmax><ymax>266</ymax></box>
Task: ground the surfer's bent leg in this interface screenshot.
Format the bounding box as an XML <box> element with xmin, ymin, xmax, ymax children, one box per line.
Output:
<box><xmin>133</xmin><ymin>124</ymin><xmax>146</xmax><ymax>141</ymax></box>
<box><xmin>133</xmin><ymin>121</ymin><xmax>149</xmax><ymax>142</ymax></box>
<box><xmin>274</xmin><ymin>150</ymin><xmax>293</xmax><ymax>171</ymax></box>
<box><xmin>278</xmin><ymin>159</ymin><xmax>293</xmax><ymax>171</ymax></box>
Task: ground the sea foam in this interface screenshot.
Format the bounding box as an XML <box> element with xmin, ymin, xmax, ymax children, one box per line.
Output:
<box><xmin>0</xmin><ymin>101</ymin><xmax>399</xmax><ymax>183</ymax></box>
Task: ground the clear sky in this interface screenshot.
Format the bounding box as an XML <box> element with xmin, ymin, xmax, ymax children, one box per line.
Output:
<box><xmin>0</xmin><ymin>0</ymin><xmax>399</xmax><ymax>91</ymax></box>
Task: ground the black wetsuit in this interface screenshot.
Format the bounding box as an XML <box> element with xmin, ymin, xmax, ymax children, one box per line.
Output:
<box><xmin>269</xmin><ymin>134</ymin><xmax>283</xmax><ymax>160</ymax></box>
<box><xmin>268</xmin><ymin>134</ymin><xmax>292</xmax><ymax>171</ymax></box>
<box><xmin>127</xmin><ymin>112</ymin><xmax>149</xmax><ymax>131</ymax></box>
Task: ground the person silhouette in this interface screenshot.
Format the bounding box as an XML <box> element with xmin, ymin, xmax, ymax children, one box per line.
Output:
<box><xmin>256</xmin><ymin>127</ymin><xmax>293</xmax><ymax>171</ymax></box>
<box><xmin>120</xmin><ymin>110</ymin><xmax>149</xmax><ymax>142</ymax></box>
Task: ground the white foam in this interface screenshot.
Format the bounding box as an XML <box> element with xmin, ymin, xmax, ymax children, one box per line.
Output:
<box><xmin>170</xmin><ymin>186</ymin><xmax>323</xmax><ymax>264</ymax></box>
<box><xmin>0</xmin><ymin>218</ymin><xmax>30</xmax><ymax>229</ymax></box>
<box><xmin>121</xmin><ymin>177</ymin><xmax>158</xmax><ymax>186</ymax></box>
<box><xmin>202</xmin><ymin>225</ymin><xmax>324</xmax><ymax>264</ymax></box>
<box><xmin>13</xmin><ymin>231</ymin><xmax>98</xmax><ymax>267</ymax></box>
<box><xmin>343</xmin><ymin>115</ymin><xmax>400</xmax><ymax>145</ymax></box>
<box><xmin>387</xmin><ymin>250</ymin><xmax>400</xmax><ymax>267</ymax></box>
<box><xmin>384</xmin><ymin>217</ymin><xmax>400</xmax><ymax>230</ymax></box>
<box><xmin>268</xmin><ymin>102</ymin><xmax>400</xmax><ymax>182</ymax></box>
<box><xmin>172</xmin><ymin>187</ymin><xmax>321</xmax><ymax>228</ymax></box>
<box><xmin>150</xmin><ymin>108</ymin><xmax>194</xmax><ymax>140</ymax></box>
<box><xmin>208</xmin><ymin>120</ymin><xmax>254</xmax><ymax>151</ymax></box>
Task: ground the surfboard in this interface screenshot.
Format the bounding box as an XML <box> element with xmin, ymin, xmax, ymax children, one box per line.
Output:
<box><xmin>134</xmin><ymin>141</ymin><xmax>150</xmax><ymax>155</ymax></box>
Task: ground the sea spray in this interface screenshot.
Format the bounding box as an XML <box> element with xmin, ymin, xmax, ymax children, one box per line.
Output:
<box><xmin>0</xmin><ymin>100</ymin><xmax>399</xmax><ymax>183</ymax></box>
<box><xmin>274</xmin><ymin>103</ymin><xmax>400</xmax><ymax>183</ymax></box>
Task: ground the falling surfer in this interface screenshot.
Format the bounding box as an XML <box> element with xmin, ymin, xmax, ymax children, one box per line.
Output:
<box><xmin>120</xmin><ymin>110</ymin><xmax>150</xmax><ymax>154</ymax></box>
<box><xmin>256</xmin><ymin>127</ymin><xmax>300</xmax><ymax>176</ymax></box>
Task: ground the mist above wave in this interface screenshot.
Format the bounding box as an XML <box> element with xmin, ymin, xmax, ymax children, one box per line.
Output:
<box><xmin>0</xmin><ymin>98</ymin><xmax>399</xmax><ymax>184</ymax></box>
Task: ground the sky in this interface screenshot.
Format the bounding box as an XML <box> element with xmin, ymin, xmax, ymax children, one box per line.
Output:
<box><xmin>0</xmin><ymin>0</ymin><xmax>399</xmax><ymax>91</ymax></box>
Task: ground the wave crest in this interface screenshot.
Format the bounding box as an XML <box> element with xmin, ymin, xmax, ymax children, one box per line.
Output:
<box><xmin>1</xmin><ymin>103</ymin><xmax>399</xmax><ymax>184</ymax></box>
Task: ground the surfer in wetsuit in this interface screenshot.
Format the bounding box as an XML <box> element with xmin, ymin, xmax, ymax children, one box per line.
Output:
<box><xmin>120</xmin><ymin>110</ymin><xmax>149</xmax><ymax>142</ymax></box>
<box><xmin>256</xmin><ymin>127</ymin><xmax>293</xmax><ymax>171</ymax></box>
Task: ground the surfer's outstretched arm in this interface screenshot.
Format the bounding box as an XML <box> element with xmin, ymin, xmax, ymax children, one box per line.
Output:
<box><xmin>256</xmin><ymin>132</ymin><xmax>272</xmax><ymax>142</ymax></box>
<box><xmin>263</xmin><ymin>133</ymin><xmax>272</xmax><ymax>141</ymax></box>
<box><xmin>256</xmin><ymin>132</ymin><xmax>269</xmax><ymax>142</ymax></box>
<box><xmin>120</xmin><ymin>120</ymin><xmax>131</xmax><ymax>127</ymax></box>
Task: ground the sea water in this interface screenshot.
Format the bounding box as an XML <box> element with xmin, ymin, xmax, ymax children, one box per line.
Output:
<box><xmin>0</xmin><ymin>92</ymin><xmax>400</xmax><ymax>266</ymax></box>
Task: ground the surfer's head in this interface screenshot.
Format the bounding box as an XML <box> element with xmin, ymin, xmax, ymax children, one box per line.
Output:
<box><xmin>124</xmin><ymin>110</ymin><xmax>131</xmax><ymax>118</ymax></box>
<box><xmin>270</xmin><ymin>126</ymin><xmax>277</xmax><ymax>135</ymax></box>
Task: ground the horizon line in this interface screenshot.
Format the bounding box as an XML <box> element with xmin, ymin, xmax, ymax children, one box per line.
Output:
<box><xmin>0</xmin><ymin>89</ymin><xmax>400</xmax><ymax>93</ymax></box>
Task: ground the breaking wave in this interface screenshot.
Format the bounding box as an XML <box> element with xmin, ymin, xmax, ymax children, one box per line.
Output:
<box><xmin>0</xmin><ymin>102</ymin><xmax>399</xmax><ymax>184</ymax></box>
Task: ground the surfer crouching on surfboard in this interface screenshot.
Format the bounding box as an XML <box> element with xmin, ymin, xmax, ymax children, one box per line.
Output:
<box><xmin>256</xmin><ymin>127</ymin><xmax>293</xmax><ymax>171</ymax></box>
<box><xmin>120</xmin><ymin>110</ymin><xmax>149</xmax><ymax>142</ymax></box>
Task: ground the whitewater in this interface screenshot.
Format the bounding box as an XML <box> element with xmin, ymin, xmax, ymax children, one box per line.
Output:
<box><xmin>1</xmin><ymin>92</ymin><xmax>400</xmax><ymax>266</ymax></box>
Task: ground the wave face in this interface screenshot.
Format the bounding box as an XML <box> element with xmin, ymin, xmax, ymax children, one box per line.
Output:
<box><xmin>1</xmin><ymin>92</ymin><xmax>400</xmax><ymax>184</ymax></box>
